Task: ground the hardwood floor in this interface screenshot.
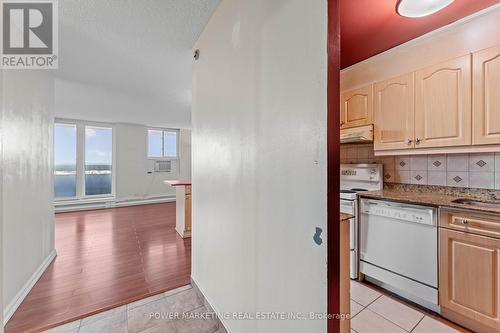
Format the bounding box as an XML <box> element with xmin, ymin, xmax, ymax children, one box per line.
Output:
<box><xmin>5</xmin><ymin>203</ymin><xmax>191</xmax><ymax>333</ymax></box>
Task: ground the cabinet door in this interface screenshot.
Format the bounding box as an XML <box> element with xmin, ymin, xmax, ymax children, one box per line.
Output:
<box><xmin>473</xmin><ymin>45</ymin><xmax>500</xmax><ymax>145</ymax></box>
<box><xmin>374</xmin><ymin>73</ymin><xmax>415</xmax><ymax>151</ymax></box>
<box><xmin>439</xmin><ymin>228</ymin><xmax>500</xmax><ymax>331</ymax></box>
<box><xmin>341</xmin><ymin>85</ymin><xmax>373</xmax><ymax>129</ymax></box>
<box><xmin>415</xmin><ymin>55</ymin><xmax>472</xmax><ymax>148</ymax></box>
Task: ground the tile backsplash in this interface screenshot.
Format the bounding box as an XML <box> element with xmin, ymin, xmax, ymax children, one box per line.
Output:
<box><xmin>340</xmin><ymin>144</ymin><xmax>500</xmax><ymax>190</ymax></box>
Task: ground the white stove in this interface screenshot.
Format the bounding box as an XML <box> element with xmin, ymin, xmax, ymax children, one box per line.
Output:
<box><xmin>340</xmin><ymin>189</ymin><xmax>369</xmax><ymax>201</ymax></box>
<box><xmin>340</xmin><ymin>164</ymin><xmax>384</xmax><ymax>279</ymax></box>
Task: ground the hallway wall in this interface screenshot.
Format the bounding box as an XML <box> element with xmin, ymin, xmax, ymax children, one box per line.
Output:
<box><xmin>1</xmin><ymin>71</ymin><xmax>56</xmax><ymax>324</ymax></box>
<box><xmin>191</xmin><ymin>0</ymin><xmax>328</xmax><ymax>332</ymax></box>
<box><xmin>0</xmin><ymin>70</ymin><xmax>4</xmax><ymax>333</ymax></box>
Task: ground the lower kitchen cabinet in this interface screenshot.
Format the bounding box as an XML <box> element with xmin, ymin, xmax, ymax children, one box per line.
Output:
<box><xmin>439</xmin><ymin>227</ymin><xmax>500</xmax><ymax>332</ymax></box>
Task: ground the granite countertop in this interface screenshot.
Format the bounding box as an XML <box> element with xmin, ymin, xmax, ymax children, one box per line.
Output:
<box><xmin>359</xmin><ymin>184</ymin><xmax>500</xmax><ymax>215</ymax></box>
<box><xmin>341</xmin><ymin>213</ymin><xmax>353</xmax><ymax>221</ymax></box>
<box><xmin>164</xmin><ymin>180</ymin><xmax>192</xmax><ymax>187</ymax></box>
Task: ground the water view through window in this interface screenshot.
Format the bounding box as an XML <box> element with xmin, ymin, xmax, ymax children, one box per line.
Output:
<box><xmin>85</xmin><ymin>126</ymin><xmax>113</xmax><ymax>196</ymax></box>
<box><xmin>54</xmin><ymin>124</ymin><xmax>77</xmax><ymax>198</ymax></box>
<box><xmin>54</xmin><ymin>123</ymin><xmax>113</xmax><ymax>199</ymax></box>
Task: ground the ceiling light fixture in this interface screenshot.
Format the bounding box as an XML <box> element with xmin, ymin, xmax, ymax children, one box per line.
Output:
<box><xmin>396</xmin><ymin>0</ymin><xmax>455</xmax><ymax>18</ymax></box>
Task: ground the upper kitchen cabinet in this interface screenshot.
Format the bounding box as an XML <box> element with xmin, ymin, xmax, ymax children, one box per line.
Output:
<box><xmin>414</xmin><ymin>55</ymin><xmax>472</xmax><ymax>149</ymax></box>
<box><xmin>374</xmin><ymin>73</ymin><xmax>415</xmax><ymax>151</ymax></box>
<box><xmin>473</xmin><ymin>44</ymin><xmax>500</xmax><ymax>145</ymax></box>
<box><xmin>340</xmin><ymin>84</ymin><xmax>373</xmax><ymax>129</ymax></box>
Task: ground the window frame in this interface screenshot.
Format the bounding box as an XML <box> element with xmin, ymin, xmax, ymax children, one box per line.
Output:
<box><xmin>54</xmin><ymin>118</ymin><xmax>116</xmax><ymax>202</ymax></box>
<box><xmin>147</xmin><ymin>128</ymin><xmax>180</xmax><ymax>160</ymax></box>
<box><xmin>53</xmin><ymin>121</ymin><xmax>78</xmax><ymax>201</ymax></box>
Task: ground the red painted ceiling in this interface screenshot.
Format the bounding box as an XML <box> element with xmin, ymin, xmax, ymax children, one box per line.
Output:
<box><xmin>341</xmin><ymin>0</ymin><xmax>500</xmax><ymax>69</ymax></box>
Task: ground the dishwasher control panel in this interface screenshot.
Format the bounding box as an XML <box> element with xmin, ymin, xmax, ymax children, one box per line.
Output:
<box><xmin>360</xmin><ymin>199</ymin><xmax>437</xmax><ymax>226</ymax></box>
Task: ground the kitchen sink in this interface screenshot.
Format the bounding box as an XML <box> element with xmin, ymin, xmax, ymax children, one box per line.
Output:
<box><xmin>451</xmin><ymin>198</ymin><xmax>500</xmax><ymax>208</ymax></box>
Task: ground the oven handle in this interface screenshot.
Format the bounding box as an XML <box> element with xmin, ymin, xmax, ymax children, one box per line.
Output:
<box><xmin>340</xmin><ymin>200</ymin><xmax>356</xmax><ymax>216</ymax></box>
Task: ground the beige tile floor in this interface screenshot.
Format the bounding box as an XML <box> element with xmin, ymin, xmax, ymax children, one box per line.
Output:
<box><xmin>350</xmin><ymin>281</ymin><xmax>469</xmax><ymax>333</ymax></box>
<box><xmin>44</xmin><ymin>281</ymin><xmax>468</xmax><ymax>333</ymax></box>
<box><xmin>42</xmin><ymin>285</ymin><xmax>224</xmax><ymax>333</ymax></box>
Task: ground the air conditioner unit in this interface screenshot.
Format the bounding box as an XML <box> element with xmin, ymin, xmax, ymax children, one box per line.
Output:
<box><xmin>154</xmin><ymin>160</ymin><xmax>172</xmax><ymax>173</ymax></box>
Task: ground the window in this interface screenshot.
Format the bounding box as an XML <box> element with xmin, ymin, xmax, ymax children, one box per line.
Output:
<box><xmin>148</xmin><ymin>130</ymin><xmax>163</xmax><ymax>158</ymax></box>
<box><xmin>148</xmin><ymin>129</ymin><xmax>178</xmax><ymax>159</ymax></box>
<box><xmin>85</xmin><ymin>126</ymin><xmax>113</xmax><ymax>196</ymax></box>
<box><xmin>54</xmin><ymin>120</ymin><xmax>114</xmax><ymax>201</ymax></box>
<box><xmin>54</xmin><ymin>124</ymin><xmax>77</xmax><ymax>198</ymax></box>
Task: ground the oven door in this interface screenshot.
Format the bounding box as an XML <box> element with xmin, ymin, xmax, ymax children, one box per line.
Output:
<box><xmin>340</xmin><ymin>199</ymin><xmax>357</xmax><ymax>279</ymax></box>
<box><xmin>340</xmin><ymin>199</ymin><xmax>355</xmax><ymax>248</ymax></box>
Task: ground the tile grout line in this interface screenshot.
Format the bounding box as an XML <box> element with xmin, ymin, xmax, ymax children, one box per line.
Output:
<box><xmin>354</xmin><ymin>291</ymin><xmax>423</xmax><ymax>333</ymax></box>
<box><xmin>350</xmin><ymin>291</ymin><xmax>382</xmax><ymax>328</ymax></box>
<box><xmin>372</xmin><ymin>287</ymin><xmax>442</xmax><ymax>332</ymax></box>
<box><xmin>409</xmin><ymin>315</ymin><xmax>426</xmax><ymax>333</ymax></box>
<box><xmin>345</xmin><ymin>145</ymin><xmax>500</xmax><ymax>189</ymax></box>
<box><xmin>363</xmin><ymin>293</ymin><xmax>382</xmax><ymax>308</ymax></box>
<box><xmin>362</xmin><ymin>307</ymin><xmax>413</xmax><ymax>332</ymax></box>
<box><xmin>349</xmin><ymin>299</ymin><xmax>365</xmax><ymax>319</ymax></box>
<box><xmin>366</xmin><ymin>295</ymin><xmax>426</xmax><ymax>332</ymax></box>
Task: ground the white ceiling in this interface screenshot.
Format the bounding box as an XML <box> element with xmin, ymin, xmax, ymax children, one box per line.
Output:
<box><xmin>56</xmin><ymin>0</ymin><xmax>220</xmax><ymax>127</ymax></box>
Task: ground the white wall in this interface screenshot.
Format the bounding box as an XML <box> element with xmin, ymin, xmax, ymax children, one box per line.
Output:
<box><xmin>0</xmin><ymin>70</ymin><xmax>4</xmax><ymax>333</ymax></box>
<box><xmin>55</xmin><ymin>78</ymin><xmax>191</xmax><ymax>129</ymax></box>
<box><xmin>2</xmin><ymin>71</ymin><xmax>56</xmax><ymax>323</ymax></box>
<box><xmin>115</xmin><ymin>124</ymin><xmax>191</xmax><ymax>201</ymax></box>
<box><xmin>192</xmin><ymin>1</ymin><xmax>327</xmax><ymax>332</ymax></box>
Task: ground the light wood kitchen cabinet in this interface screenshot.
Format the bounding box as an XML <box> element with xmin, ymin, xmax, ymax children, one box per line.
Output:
<box><xmin>340</xmin><ymin>216</ymin><xmax>350</xmax><ymax>333</ymax></box>
<box><xmin>439</xmin><ymin>228</ymin><xmax>500</xmax><ymax>332</ymax></box>
<box><xmin>340</xmin><ymin>85</ymin><xmax>373</xmax><ymax>129</ymax></box>
<box><xmin>415</xmin><ymin>55</ymin><xmax>472</xmax><ymax>148</ymax></box>
<box><xmin>165</xmin><ymin>181</ymin><xmax>192</xmax><ymax>238</ymax></box>
<box><xmin>473</xmin><ymin>44</ymin><xmax>500</xmax><ymax>145</ymax></box>
<box><xmin>374</xmin><ymin>73</ymin><xmax>415</xmax><ymax>151</ymax></box>
<box><xmin>440</xmin><ymin>208</ymin><xmax>500</xmax><ymax>239</ymax></box>
<box><xmin>439</xmin><ymin>209</ymin><xmax>500</xmax><ymax>333</ymax></box>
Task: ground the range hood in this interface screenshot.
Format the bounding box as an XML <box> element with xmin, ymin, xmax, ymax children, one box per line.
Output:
<box><xmin>340</xmin><ymin>124</ymin><xmax>374</xmax><ymax>143</ymax></box>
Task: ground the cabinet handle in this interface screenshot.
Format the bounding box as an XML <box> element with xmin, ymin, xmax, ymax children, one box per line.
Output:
<box><xmin>461</xmin><ymin>219</ymin><xmax>469</xmax><ymax>225</ymax></box>
<box><xmin>341</xmin><ymin>121</ymin><xmax>345</xmax><ymax>126</ymax></box>
<box><xmin>407</xmin><ymin>139</ymin><xmax>413</xmax><ymax>146</ymax></box>
<box><xmin>415</xmin><ymin>138</ymin><xmax>421</xmax><ymax>145</ymax></box>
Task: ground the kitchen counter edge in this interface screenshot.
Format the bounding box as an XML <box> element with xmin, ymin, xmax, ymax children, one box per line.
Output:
<box><xmin>358</xmin><ymin>190</ymin><xmax>500</xmax><ymax>215</ymax></box>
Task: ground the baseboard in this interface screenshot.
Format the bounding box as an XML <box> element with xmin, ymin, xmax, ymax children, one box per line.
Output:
<box><xmin>4</xmin><ymin>249</ymin><xmax>57</xmax><ymax>324</ymax></box>
<box><xmin>114</xmin><ymin>196</ymin><xmax>176</xmax><ymax>207</ymax></box>
<box><xmin>191</xmin><ymin>277</ymin><xmax>230</xmax><ymax>333</ymax></box>
<box><xmin>54</xmin><ymin>196</ymin><xmax>176</xmax><ymax>213</ymax></box>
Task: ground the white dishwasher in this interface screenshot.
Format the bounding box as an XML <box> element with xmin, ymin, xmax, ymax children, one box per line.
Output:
<box><xmin>359</xmin><ymin>198</ymin><xmax>439</xmax><ymax>312</ymax></box>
